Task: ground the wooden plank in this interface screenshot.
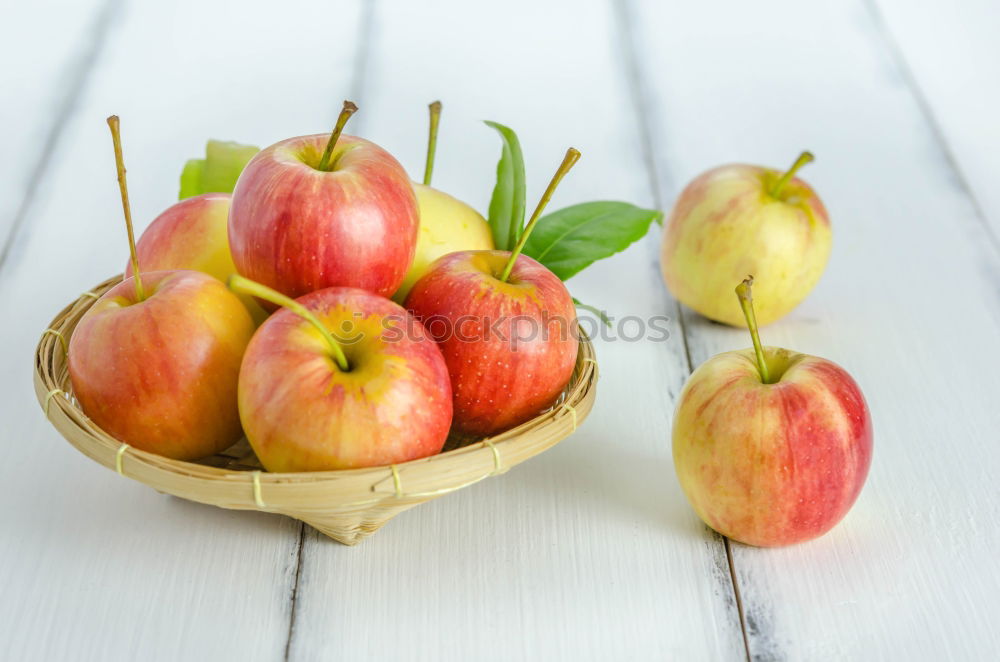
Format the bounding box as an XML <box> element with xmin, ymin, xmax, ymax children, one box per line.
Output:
<box><xmin>0</xmin><ymin>1</ymin><xmax>364</xmax><ymax>660</ymax></box>
<box><xmin>628</xmin><ymin>0</ymin><xmax>1000</xmax><ymax>658</ymax></box>
<box><xmin>871</xmin><ymin>0</ymin><xmax>1000</xmax><ymax>244</ymax></box>
<box><xmin>284</xmin><ymin>1</ymin><xmax>747</xmax><ymax>660</ymax></box>
<box><xmin>0</xmin><ymin>0</ymin><xmax>112</xmax><ymax>264</ymax></box>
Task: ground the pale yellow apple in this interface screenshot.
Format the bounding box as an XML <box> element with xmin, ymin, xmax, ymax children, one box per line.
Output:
<box><xmin>393</xmin><ymin>183</ymin><xmax>493</xmax><ymax>302</ymax></box>
<box><xmin>660</xmin><ymin>158</ymin><xmax>831</xmax><ymax>326</ymax></box>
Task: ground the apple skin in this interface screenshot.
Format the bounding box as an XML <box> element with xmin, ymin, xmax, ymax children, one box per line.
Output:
<box><xmin>392</xmin><ymin>183</ymin><xmax>494</xmax><ymax>302</ymax></box>
<box><xmin>672</xmin><ymin>347</ymin><xmax>872</xmax><ymax>546</ymax></box>
<box><xmin>228</xmin><ymin>133</ymin><xmax>419</xmax><ymax>302</ymax></box>
<box><xmin>238</xmin><ymin>287</ymin><xmax>452</xmax><ymax>471</ymax></box>
<box><xmin>68</xmin><ymin>270</ymin><xmax>255</xmax><ymax>460</ymax></box>
<box><xmin>126</xmin><ymin>193</ymin><xmax>267</xmax><ymax>324</ymax></box>
<box><xmin>660</xmin><ymin>164</ymin><xmax>831</xmax><ymax>327</ymax></box>
<box><xmin>405</xmin><ymin>250</ymin><xmax>578</xmax><ymax>437</ymax></box>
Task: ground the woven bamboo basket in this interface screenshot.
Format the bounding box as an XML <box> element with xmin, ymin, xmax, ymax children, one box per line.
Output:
<box><xmin>34</xmin><ymin>275</ymin><xmax>598</xmax><ymax>545</ymax></box>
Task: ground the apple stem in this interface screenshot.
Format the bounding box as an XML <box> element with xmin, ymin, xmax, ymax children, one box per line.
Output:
<box><xmin>317</xmin><ymin>100</ymin><xmax>359</xmax><ymax>172</ymax></box>
<box><xmin>770</xmin><ymin>150</ymin><xmax>814</xmax><ymax>197</ymax></box>
<box><xmin>228</xmin><ymin>275</ymin><xmax>350</xmax><ymax>371</ymax></box>
<box><xmin>106</xmin><ymin>116</ymin><xmax>145</xmax><ymax>301</ymax></box>
<box><xmin>499</xmin><ymin>147</ymin><xmax>581</xmax><ymax>283</ymax></box>
<box><xmin>423</xmin><ymin>100</ymin><xmax>442</xmax><ymax>186</ymax></box>
<box><xmin>735</xmin><ymin>276</ymin><xmax>770</xmax><ymax>383</ymax></box>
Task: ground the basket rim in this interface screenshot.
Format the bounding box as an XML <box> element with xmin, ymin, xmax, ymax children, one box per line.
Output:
<box><xmin>34</xmin><ymin>275</ymin><xmax>599</xmax><ymax>513</ymax></box>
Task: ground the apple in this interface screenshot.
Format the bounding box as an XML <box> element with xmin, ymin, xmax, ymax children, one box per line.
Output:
<box><xmin>394</xmin><ymin>102</ymin><xmax>493</xmax><ymax>302</ymax></box>
<box><xmin>228</xmin><ymin>276</ymin><xmax>452</xmax><ymax>471</ymax></box>
<box><xmin>405</xmin><ymin>149</ymin><xmax>581</xmax><ymax>437</ymax></box>
<box><xmin>660</xmin><ymin>152</ymin><xmax>831</xmax><ymax>327</ymax></box>
<box><xmin>69</xmin><ymin>117</ymin><xmax>254</xmax><ymax>460</ymax></box>
<box><xmin>126</xmin><ymin>192</ymin><xmax>266</xmax><ymax>323</ymax></box>
<box><xmin>229</xmin><ymin>101</ymin><xmax>419</xmax><ymax>301</ymax></box>
<box><xmin>672</xmin><ymin>277</ymin><xmax>872</xmax><ymax>546</ymax></box>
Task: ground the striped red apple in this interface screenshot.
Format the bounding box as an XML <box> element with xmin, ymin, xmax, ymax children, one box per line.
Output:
<box><xmin>228</xmin><ymin>101</ymin><xmax>419</xmax><ymax>302</ymax></box>
<box><xmin>672</xmin><ymin>277</ymin><xmax>872</xmax><ymax>546</ymax></box>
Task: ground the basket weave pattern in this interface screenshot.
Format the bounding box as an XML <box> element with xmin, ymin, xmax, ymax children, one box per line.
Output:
<box><xmin>34</xmin><ymin>276</ymin><xmax>598</xmax><ymax>545</ymax></box>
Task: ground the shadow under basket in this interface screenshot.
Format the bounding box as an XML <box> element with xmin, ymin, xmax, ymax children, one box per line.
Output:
<box><xmin>34</xmin><ymin>276</ymin><xmax>599</xmax><ymax>545</ymax></box>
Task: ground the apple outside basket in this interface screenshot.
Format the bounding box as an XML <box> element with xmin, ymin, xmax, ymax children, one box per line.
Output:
<box><xmin>34</xmin><ymin>276</ymin><xmax>598</xmax><ymax>545</ymax></box>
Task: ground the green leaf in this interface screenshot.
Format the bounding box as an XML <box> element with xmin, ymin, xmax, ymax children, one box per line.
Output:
<box><xmin>522</xmin><ymin>201</ymin><xmax>663</xmax><ymax>280</ymax></box>
<box><xmin>483</xmin><ymin>121</ymin><xmax>526</xmax><ymax>251</ymax></box>
<box><xmin>573</xmin><ymin>297</ymin><xmax>612</xmax><ymax>328</ymax></box>
<box><xmin>178</xmin><ymin>139</ymin><xmax>259</xmax><ymax>199</ymax></box>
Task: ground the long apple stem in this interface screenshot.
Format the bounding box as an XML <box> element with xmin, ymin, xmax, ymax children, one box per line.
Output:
<box><xmin>423</xmin><ymin>100</ymin><xmax>442</xmax><ymax>186</ymax></box>
<box><xmin>770</xmin><ymin>150</ymin><xmax>814</xmax><ymax>197</ymax></box>
<box><xmin>499</xmin><ymin>147</ymin><xmax>581</xmax><ymax>283</ymax></box>
<box><xmin>317</xmin><ymin>100</ymin><xmax>359</xmax><ymax>172</ymax></box>
<box><xmin>735</xmin><ymin>276</ymin><xmax>770</xmax><ymax>383</ymax></box>
<box><xmin>106</xmin><ymin>116</ymin><xmax>145</xmax><ymax>301</ymax></box>
<box><xmin>228</xmin><ymin>275</ymin><xmax>350</xmax><ymax>371</ymax></box>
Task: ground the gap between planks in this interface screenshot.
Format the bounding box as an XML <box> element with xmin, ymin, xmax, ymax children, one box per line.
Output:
<box><xmin>283</xmin><ymin>523</ymin><xmax>307</xmax><ymax>662</ymax></box>
<box><xmin>0</xmin><ymin>0</ymin><xmax>122</xmax><ymax>275</ymax></box>
<box><xmin>612</xmin><ymin>0</ymin><xmax>753</xmax><ymax>659</ymax></box>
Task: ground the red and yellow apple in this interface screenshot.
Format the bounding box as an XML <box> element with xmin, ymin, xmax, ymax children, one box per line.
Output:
<box><xmin>660</xmin><ymin>152</ymin><xmax>831</xmax><ymax>327</ymax></box>
<box><xmin>70</xmin><ymin>116</ymin><xmax>255</xmax><ymax>461</ymax></box>
<box><xmin>229</xmin><ymin>107</ymin><xmax>419</xmax><ymax>301</ymax></box>
<box><xmin>127</xmin><ymin>192</ymin><xmax>266</xmax><ymax>323</ymax></box>
<box><xmin>405</xmin><ymin>250</ymin><xmax>578</xmax><ymax>436</ymax></box>
<box><xmin>231</xmin><ymin>277</ymin><xmax>452</xmax><ymax>471</ymax></box>
<box><xmin>69</xmin><ymin>270</ymin><xmax>255</xmax><ymax>460</ymax></box>
<box><xmin>672</xmin><ymin>278</ymin><xmax>872</xmax><ymax>546</ymax></box>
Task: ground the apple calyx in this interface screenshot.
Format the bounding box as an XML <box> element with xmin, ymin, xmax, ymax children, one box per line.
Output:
<box><xmin>770</xmin><ymin>150</ymin><xmax>814</xmax><ymax>198</ymax></box>
<box><xmin>735</xmin><ymin>276</ymin><xmax>771</xmax><ymax>383</ymax></box>
<box><xmin>228</xmin><ymin>275</ymin><xmax>350</xmax><ymax>371</ymax></box>
<box><xmin>317</xmin><ymin>100</ymin><xmax>359</xmax><ymax>172</ymax></box>
<box><xmin>499</xmin><ymin>147</ymin><xmax>581</xmax><ymax>283</ymax></box>
<box><xmin>423</xmin><ymin>100</ymin><xmax>442</xmax><ymax>186</ymax></box>
<box><xmin>106</xmin><ymin>115</ymin><xmax>145</xmax><ymax>301</ymax></box>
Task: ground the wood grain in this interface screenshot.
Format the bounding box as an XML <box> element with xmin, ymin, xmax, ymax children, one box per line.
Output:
<box><xmin>0</xmin><ymin>1</ymin><xmax>365</xmax><ymax>659</ymax></box>
<box><xmin>629</xmin><ymin>0</ymin><xmax>1000</xmax><ymax>658</ymax></box>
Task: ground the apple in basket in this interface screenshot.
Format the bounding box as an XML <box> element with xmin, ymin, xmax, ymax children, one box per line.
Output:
<box><xmin>126</xmin><ymin>192</ymin><xmax>266</xmax><ymax>323</ymax></box>
<box><xmin>68</xmin><ymin>117</ymin><xmax>254</xmax><ymax>460</ymax></box>
<box><xmin>394</xmin><ymin>101</ymin><xmax>494</xmax><ymax>302</ymax></box>
<box><xmin>660</xmin><ymin>152</ymin><xmax>831</xmax><ymax>326</ymax></box>
<box><xmin>228</xmin><ymin>101</ymin><xmax>420</xmax><ymax>301</ymax></box>
<box><xmin>405</xmin><ymin>149</ymin><xmax>581</xmax><ymax>437</ymax></box>
<box><xmin>672</xmin><ymin>277</ymin><xmax>873</xmax><ymax>546</ymax></box>
<box><xmin>228</xmin><ymin>276</ymin><xmax>452</xmax><ymax>472</ymax></box>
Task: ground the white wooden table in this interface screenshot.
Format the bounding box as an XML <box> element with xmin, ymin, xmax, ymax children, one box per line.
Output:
<box><xmin>3</xmin><ymin>1</ymin><xmax>999</xmax><ymax>659</ymax></box>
